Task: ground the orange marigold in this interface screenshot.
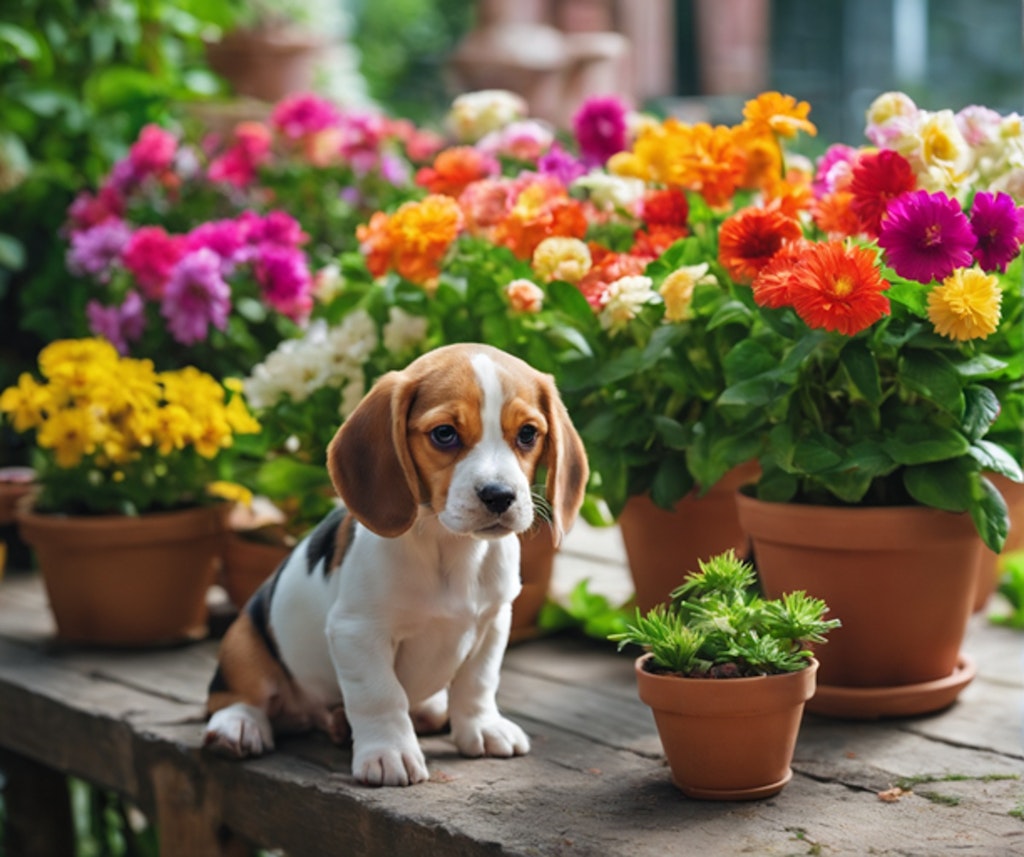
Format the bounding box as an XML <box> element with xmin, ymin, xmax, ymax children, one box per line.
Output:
<box><xmin>788</xmin><ymin>241</ymin><xmax>891</xmax><ymax>335</ymax></box>
<box><xmin>415</xmin><ymin>146</ymin><xmax>498</xmax><ymax>197</ymax></box>
<box><xmin>813</xmin><ymin>190</ymin><xmax>865</xmax><ymax>239</ymax></box>
<box><xmin>742</xmin><ymin>91</ymin><xmax>817</xmax><ymax>139</ymax></box>
<box><xmin>718</xmin><ymin>206</ymin><xmax>803</xmax><ymax>284</ymax></box>
<box><xmin>360</xmin><ymin>195</ymin><xmax>464</xmax><ymax>285</ymax></box>
<box><xmin>493</xmin><ymin>180</ymin><xmax>588</xmax><ymax>259</ymax></box>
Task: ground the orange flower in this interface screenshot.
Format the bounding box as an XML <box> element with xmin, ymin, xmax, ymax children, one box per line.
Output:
<box><xmin>788</xmin><ymin>241</ymin><xmax>891</xmax><ymax>335</ymax></box>
<box><xmin>718</xmin><ymin>205</ymin><xmax>803</xmax><ymax>284</ymax></box>
<box><xmin>493</xmin><ymin>179</ymin><xmax>588</xmax><ymax>259</ymax></box>
<box><xmin>356</xmin><ymin>211</ymin><xmax>393</xmax><ymax>279</ymax></box>
<box><xmin>631</xmin><ymin>224</ymin><xmax>688</xmax><ymax>258</ymax></box>
<box><xmin>813</xmin><ymin>190</ymin><xmax>864</xmax><ymax>239</ymax></box>
<box><xmin>750</xmin><ymin>239</ymin><xmax>813</xmax><ymax>309</ymax></box>
<box><xmin>415</xmin><ymin>146</ymin><xmax>498</xmax><ymax>197</ymax></box>
<box><xmin>358</xmin><ymin>196</ymin><xmax>464</xmax><ymax>285</ymax></box>
<box><xmin>576</xmin><ymin>251</ymin><xmax>648</xmax><ymax>311</ymax></box>
<box><xmin>742</xmin><ymin>91</ymin><xmax>817</xmax><ymax>139</ymax></box>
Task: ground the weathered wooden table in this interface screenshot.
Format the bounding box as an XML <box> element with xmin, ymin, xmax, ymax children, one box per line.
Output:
<box><xmin>1</xmin><ymin>525</ymin><xmax>1022</xmax><ymax>856</ymax></box>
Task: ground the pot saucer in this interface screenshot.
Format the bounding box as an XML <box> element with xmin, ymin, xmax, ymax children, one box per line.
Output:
<box><xmin>676</xmin><ymin>769</ymin><xmax>793</xmax><ymax>801</ymax></box>
<box><xmin>806</xmin><ymin>655</ymin><xmax>976</xmax><ymax>719</ymax></box>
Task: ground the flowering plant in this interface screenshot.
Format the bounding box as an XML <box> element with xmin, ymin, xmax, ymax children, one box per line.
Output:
<box><xmin>53</xmin><ymin>93</ymin><xmax>441</xmax><ymax>377</ymax></box>
<box><xmin>0</xmin><ymin>338</ymin><xmax>260</xmax><ymax>516</ymax></box>
<box><xmin>704</xmin><ymin>92</ymin><xmax>1024</xmax><ymax>552</ymax></box>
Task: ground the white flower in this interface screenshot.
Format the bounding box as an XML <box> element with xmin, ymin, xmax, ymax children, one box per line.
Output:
<box><xmin>447</xmin><ymin>89</ymin><xmax>528</xmax><ymax>143</ymax></box>
<box><xmin>382</xmin><ymin>307</ymin><xmax>428</xmax><ymax>354</ymax></box>
<box><xmin>599</xmin><ymin>275</ymin><xmax>658</xmax><ymax>334</ymax></box>
<box><xmin>571</xmin><ymin>170</ymin><xmax>646</xmax><ymax>212</ymax></box>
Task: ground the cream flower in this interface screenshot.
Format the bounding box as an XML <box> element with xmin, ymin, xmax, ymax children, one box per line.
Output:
<box><xmin>446</xmin><ymin>89</ymin><xmax>528</xmax><ymax>143</ymax></box>
<box><xmin>659</xmin><ymin>264</ymin><xmax>714</xmax><ymax>322</ymax></box>
<box><xmin>571</xmin><ymin>170</ymin><xmax>647</xmax><ymax>213</ymax></box>
<box><xmin>531</xmin><ymin>237</ymin><xmax>592</xmax><ymax>284</ymax></box>
<box><xmin>915</xmin><ymin>109</ymin><xmax>975</xmax><ymax>193</ymax></box>
<box><xmin>382</xmin><ymin>306</ymin><xmax>428</xmax><ymax>353</ymax></box>
<box><xmin>599</xmin><ymin>275</ymin><xmax>658</xmax><ymax>333</ymax></box>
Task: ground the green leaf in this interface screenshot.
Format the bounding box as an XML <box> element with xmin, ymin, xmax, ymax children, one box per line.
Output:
<box><xmin>885</xmin><ymin>277</ymin><xmax>930</xmax><ymax>315</ymax></box>
<box><xmin>883</xmin><ymin>423</ymin><xmax>970</xmax><ymax>465</ymax></box>
<box><xmin>706</xmin><ymin>299</ymin><xmax>753</xmax><ymax>331</ymax></box>
<box><xmin>970</xmin><ymin>440</ymin><xmax>1024</xmax><ymax>481</ymax></box>
<box><xmin>652</xmin><ymin>415</ymin><xmax>689</xmax><ymax>450</ymax></box>
<box><xmin>972</xmin><ymin>477</ymin><xmax>1009</xmax><ymax>553</ymax></box>
<box><xmin>961</xmin><ymin>385</ymin><xmax>1001</xmax><ymax>440</ymax></box>
<box><xmin>899</xmin><ymin>349</ymin><xmax>964</xmax><ymax>413</ymax></box>
<box><xmin>903</xmin><ymin>459</ymin><xmax>973</xmax><ymax>512</ymax></box>
<box><xmin>649</xmin><ymin>454</ymin><xmax>694</xmax><ymax>508</ymax></box>
<box><xmin>840</xmin><ymin>338</ymin><xmax>882</xmax><ymax>404</ymax></box>
<box><xmin>0</xmin><ymin>23</ymin><xmax>41</xmax><ymax>60</ymax></box>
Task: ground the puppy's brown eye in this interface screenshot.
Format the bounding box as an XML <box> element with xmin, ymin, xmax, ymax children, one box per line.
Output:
<box><xmin>516</xmin><ymin>424</ymin><xmax>539</xmax><ymax>450</ymax></box>
<box><xmin>430</xmin><ymin>424</ymin><xmax>460</xmax><ymax>450</ymax></box>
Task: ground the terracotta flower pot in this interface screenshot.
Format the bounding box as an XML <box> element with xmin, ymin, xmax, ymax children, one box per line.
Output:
<box><xmin>509</xmin><ymin>525</ymin><xmax>557</xmax><ymax>643</ymax></box>
<box><xmin>221</xmin><ymin>531</ymin><xmax>291</xmax><ymax>608</ymax></box>
<box><xmin>618</xmin><ymin>462</ymin><xmax>759</xmax><ymax>612</ymax></box>
<box><xmin>17</xmin><ymin>504</ymin><xmax>229</xmax><ymax>647</ymax></box>
<box><xmin>737</xmin><ymin>494</ymin><xmax>981</xmax><ymax>718</ymax></box>
<box><xmin>635</xmin><ymin>654</ymin><xmax>817</xmax><ymax>800</ymax></box>
<box><xmin>972</xmin><ymin>474</ymin><xmax>1024</xmax><ymax>612</ymax></box>
<box><xmin>205</xmin><ymin>28</ymin><xmax>330</xmax><ymax>103</ymax></box>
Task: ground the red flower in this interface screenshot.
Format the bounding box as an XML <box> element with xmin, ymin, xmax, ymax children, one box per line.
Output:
<box><xmin>848</xmin><ymin>150</ymin><xmax>917</xmax><ymax>237</ymax></box>
<box><xmin>641</xmin><ymin>188</ymin><xmax>690</xmax><ymax>227</ymax></box>
<box><xmin>718</xmin><ymin>205</ymin><xmax>803</xmax><ymax>284</ymax></box>
<box><xmin>787</xmin><ymin>241</ymin><xmax>890</xmax><ymax>335</ymax></box>
<box><xmin>750</xmin><ymin>239</ymin><xmax>813</xmax><ymax>309</ymax></box>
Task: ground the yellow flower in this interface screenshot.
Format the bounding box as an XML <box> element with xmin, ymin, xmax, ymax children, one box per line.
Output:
<box><xmin>0</xmin><ymin>373</ymin><xmax>48</xmax><ymax>432</ymax></box>
<box><xmin>927</xmin><ymin>268</ymin><xmax>1003</xmax><ymax>341</ymax></box>
<box><xmin>531</xmin><ymin>237</ymin><xmax>592</xmax><ymax>284</ymax></box>
<box><xmin>150</xmin><ymin>403</ymin><xmax>193</xmax><ymax>456</ymax></box>
<box><xmin>741</xmin><ymin>91</ymin><xmax>817</xmax><ymax>139</ymax></box>
<box><xmin>36</xmin><ymin>407</ymin><xmax>101</xmax><ymax>468</ymax></box>
<box><xmin>225</xmin><ymin>393</ymin><xmax>261</xmax><ymax>435</ymax></box>
<box><xmin>208</xmin><ymin>480</ymin><xmax>253</xmax><ymax>506</ymax></box>
<box><xmin>659</xmin><ymin>264</ymin><xmax>714</xmax><ymax>322</ymax></box>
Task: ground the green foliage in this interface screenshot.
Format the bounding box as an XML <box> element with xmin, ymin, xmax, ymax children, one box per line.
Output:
<box><xmin>990</xmin><ymin>550</ymin><xmax>1024</xmax><ymax>629</ymax></box>
<box><xmin>537</xmin><ymin>578</ymin><xmax>633</xmax><ymax>640</ymax></box>
<box><xmin>610</xmin><ymin>550</ymin><xmax>840</xmax><ymax>677</ymax></box>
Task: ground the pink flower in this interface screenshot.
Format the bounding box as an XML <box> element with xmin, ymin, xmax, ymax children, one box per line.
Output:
<box><xmin>271</xmin><ymin>93</ymin><xmax>342</xmax><ymax>140</ymax></box>
<box><xmin>248</xmin><ymin>211</ymin><xmax>309</xmax><ymax>248</ymax></box>
<box><xmin>128</xmin><ymin>124</ymin><xmax>177</xmax><ymax>176</ymax></box>
<box><xmin>254</xmin><ymin>244</ymin><xmax>312</xmax><ymax>321</ymax></box>
<box><xmin>161</xmin><ymin>249</ymin><xmax>231</xmax><ymax>345</ymax></box>
<box><xmin>66</xmin><ymin>220</ymin><xmax>132</xmax><ymax>282</ymax></box>
<box><xmin>877</xmin><ymin>190</ymin><xmax>976</xmax><ymax>283</ymax></box>
<box><xmin>208</xmin><ymin>122</ymin><xmax>272</xmax><ymax>187</ymax></box>
<box><xmin>812</xmin><ymin>144</ymin><xmax>858</xmax><ymax>196</ymax></box>
<box><xmin>66</xmin><ymin>187</ymin><xmax>124</xmax><ymax>232</ymax></box>
<box><xmin>505</xmin><ymin>278</ymin><xmax>544</xmax><ymax>313</ymax></box>
<box><xmin>121</xmin><ymin>226</ymin><xmax>186</xmax><ymax>300</ymax></box>
<box><xmin>185</xmin><ymin>219</ymin><xmax>248</xmax><ymax>269</ymax></box>
<box><xmin>573</xmin><ymin>96</ymin><xmax>629</xmax><ymax>167</ymax></box>
<box><xmin>87</xmin><ymin>292</ymin><xmax>146</xmax><ymax>354</ymax></box>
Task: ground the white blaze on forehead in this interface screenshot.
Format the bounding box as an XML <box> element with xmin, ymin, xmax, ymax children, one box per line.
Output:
<box><xmin>470</xmin><ymin>352</ymin><xmax>507</xmax><ymax>446</ymax></box>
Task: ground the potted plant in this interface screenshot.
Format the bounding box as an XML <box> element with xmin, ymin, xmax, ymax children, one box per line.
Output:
<box><xmin>0</xmin><ymin>337</ymin><xmax>261</xmax><ymax>646</ymax></box>
<box><xmin>610</xmin><ymin>549</ymin><xmax>839</xmax><ymax>800</ymax></box>
<box><xmin>707</xmin><ymin>92</ymin><xmax>1024</xmax><ymax>716</ymax></box>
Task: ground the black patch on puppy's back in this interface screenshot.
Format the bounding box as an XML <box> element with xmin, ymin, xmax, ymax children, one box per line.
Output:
<box><xmin>305</xmin><ymin>505</ymin><xmax>351</xmax><ymax>577</ymax></box>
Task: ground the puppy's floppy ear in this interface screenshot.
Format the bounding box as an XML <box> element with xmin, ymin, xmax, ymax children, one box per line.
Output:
<box><xmin>539</xmin><ymin>375</ymin><xmax>589</xmax><ymax>547</ymax></box>
<box><xmin>326</xmin><ymin>371</ymin><xmax>421</xmax><ymax>537</ymax></box>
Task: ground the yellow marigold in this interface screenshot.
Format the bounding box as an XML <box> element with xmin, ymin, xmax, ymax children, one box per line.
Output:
<box><xmin>0</xmin><ymin>373</ymin><xmax>48</xmax><ymax>432</ymax></box>
<box><xmin>207</xmin><ymin>480</ymin><xmax>253</xmax><ymax>506</ymax></box>
<box><xmin>150</xmin><ymin>403</ymin><xmax>193</xmax><ymax>456</ymax></box>
<box><xmin>742</xmin><ymin>92</ymin><xmax>817</xmax><ymax>139</ymax></box>
<box><xmin>659</xmin><ymin>264</ymin><xmax>714</xmax><ymax>322</ymax></box>
<box><xmin>388</xmin><ymin>194</ymin><xmax>464</xmax><ymax>285</ymax></box>
<box><xmin>531</xmin><ymin>236</ymin><xmax>592</xmax><ymax>284</ymax></box>
<box><xmin>36</xmin><ymin>407</ymin><xmax>101</xmax><ymax>468</ymax></box>
<box><xmin>927</xmin><ymin>267</ymin><xmax>1003</xmax><ymax>341</ymax></box>
<box><xmin>38</xmin><ymin>338</ymin><xmax>119</xmax><ymax>382</ymax></box>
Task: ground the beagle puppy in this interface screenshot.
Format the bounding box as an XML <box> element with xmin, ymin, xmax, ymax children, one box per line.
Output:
<box><xmin>203</xmin><ymin>343</ymin><xmax>588</xmax><ymax>786</ymax></box>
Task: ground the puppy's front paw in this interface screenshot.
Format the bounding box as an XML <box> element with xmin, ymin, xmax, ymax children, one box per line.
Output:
<box><xmin>453</xmin><ymin>716</ymin><xmax>530</xmax><ymax>758</ymax></box>
<box><xmin>352</xmin><ymin>739</ymin><xmax>429</xmax><ymax>787</ymax></box>
<box><xmin>203</xmin><ymin>704</ymin><xmax>274</xmax><ymax>758</ymax></box>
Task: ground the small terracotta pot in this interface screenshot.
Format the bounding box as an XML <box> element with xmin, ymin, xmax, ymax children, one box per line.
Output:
<box><xmin>205</xmin><ymin>28</ymin><xmax>330</xmax><ymax>103</ymax></box>
<box><xmin>635</xmin><ymin>654</ymin><xmax>817</xmax><ymax>800</ymax></box>
<box><xmin>618</xmin><ymin>462</ymin><xmax>759</xmax><ymax>613</ymax></box>
<box><xmin>17</xmin><ymin>504</ymin><xmax>228</xmax><ymax>647</ymax></box>
<box><xmin>737</xmin><ymin>494</ymin><xmax>981</xmax><ymax>717</ymax></box>
<box><xmin>221</xmin><ymin>531</ymin><xmax>291</xmax><ymax>608</ymax></box>
<box><xmin>972</xmin><ymin>474</ymin><xmax>1024</xmax><ymax>612</ymax></box>
<box><xmin>509</xmin><ymin>525</ymin><xmax>557</xmax><ymax>643</ymax></box>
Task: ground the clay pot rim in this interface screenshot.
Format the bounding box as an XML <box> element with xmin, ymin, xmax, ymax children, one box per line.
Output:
<box><xmin>634</xmin><ymin>652</ymin><xmax>818</xmax><ymax>685</ymax></box>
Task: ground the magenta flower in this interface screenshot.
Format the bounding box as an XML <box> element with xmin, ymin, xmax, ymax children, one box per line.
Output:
<box><xmin>248</xmin><ymin>211</ymin><xmax>309</xmax><ymax>248</ymax></box>
<box><xmin>538</xmin><ymin>143</ymin><xmax>587</xmax><ymax>186</ymax></box>
<box><xmin>66</xmin><ymin>220</ymin><xmax>132</xmax><ymax>282</ymax></box>
<box><xmin>121</xmin><ymin>226</ymin><xmax>185</xmax><ymax>300</ymax></box>
<box><xmin>877</xmin><ymin>190</ymin><xmax>976</xmax><ymax>283</ymax></box>
<box><xmin>969</xmin><ymin>191</ymin><xmax>1022</xmax><ymax>273</ymax></box>
<box><xmin>254</xmin><ymin>244</ymin><xmax>312</xmax><ymax>321</ymax></box>
<box><xmin>161</xmin><ymin>249</ymin><xmax>231</xmax><ymax>345</ymax></box>
<box><xmin>572</xmin><ymin>96</ymin><xmax>629</xmax><ymax>167</ymax></box>
<box><xmin>185</xmin><ymin>219</ymin><xmax>248</xmax><ymax>269</ymax></box>
<box><xmin>270</xmin><ymin>93</ymin><xmax>342</xmax><ymax>140</ymax></box>
<box><xmin>87</xmin><ymin>292</ymin><xmax>146</xmax><ymax>354</ymax></box>
<box><xmin>128</xmin><ymin>124</ymin><xmax>177</xmax><ymax>176</ymax></box>
<box><xmin>66</xmin><ymin>187</ymin><xmax>124</xmax><ymax>232</ymax></box>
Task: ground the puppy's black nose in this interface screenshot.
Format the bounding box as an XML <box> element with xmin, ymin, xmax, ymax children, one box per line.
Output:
<box><xmin>477</xmin><ymin>483</ymin><xmax>516</xmax><ymax>514</ymax></box>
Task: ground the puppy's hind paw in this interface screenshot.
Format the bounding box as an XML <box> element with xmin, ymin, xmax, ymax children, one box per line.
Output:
<box><xmin>203</xmin><ymin>704</ymin><xmax>274</xmax><ymax>758</ymax></box>
<box><xmin>453</xmin><ymin>716</ymin><xmax>530</xmax><ymax>758</ymax></box>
